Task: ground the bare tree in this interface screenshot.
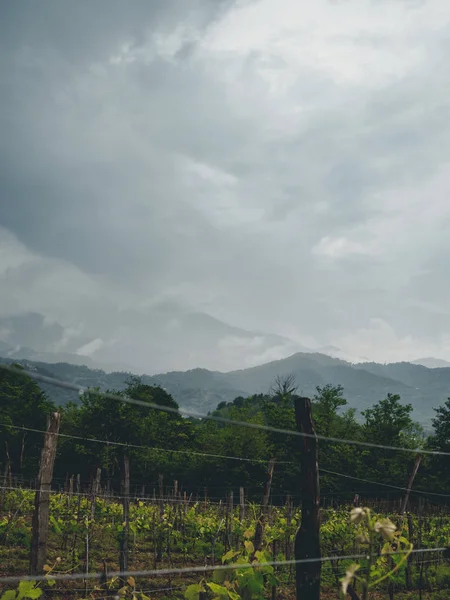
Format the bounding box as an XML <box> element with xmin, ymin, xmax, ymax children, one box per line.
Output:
<box><xmin>270</xmin><ymin>373</ymin><xmax>298</xmax><ymax>397</ymax></box>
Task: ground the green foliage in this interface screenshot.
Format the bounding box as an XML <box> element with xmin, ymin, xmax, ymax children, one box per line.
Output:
<box><xmin>2</xmin><ymin>360</ymin><xmax>450</xmax><ymax>511</ymax></box>
<box><xmin>3</xmin><ymin>352</ymin><xmax>447</xmax><ymax>426</ymax></box>
<box><xmin>363</xmin><ymin>394</ymin><xmax>413</xmax><ymax>441</ymax></box>
<box><xmin>431</xmin><ymin>398</ymin><xmax>450</xmax><ymax>449</ymax></box>
<box><xmin>57</xmin><ymin>380</ymin><xmax>195</xmax><ymax>484</ymax></box>
<box><xmin>312</xmin><ymin>384</ymin><xmax>348</xmax><ymax>436</ymax></box>
<box><xmin>1</xmin><ymin>489</ymin><xmax>449</xmax><ymax>598</ymax></box>
<box><xmin>186</xmin><ymin>539</ymin><xmax>277</xmax><ymax>600</ymax></box>
<box><xmin>0</xmin><ymin>559</ymin><xmax>63</xmax><ymax>600</ymax></box>
<box><xmin>340</xmin><ymin>507</ymin><xmax>413</xmax><ymax>600</ymax></box>
<box><xmin>0</xmin><ymin>364</ymin><xmax>56</xmax><ymax>476</ymax></box>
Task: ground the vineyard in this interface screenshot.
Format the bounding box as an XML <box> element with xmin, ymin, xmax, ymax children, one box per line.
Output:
<box><xmin>0</xmin><ymin>366</ymin><xmax>450</xmax><ymax>599</ymax></box>
<box><xmin>0</xmin><ymin>485</ymin><xmax>449</xmax><ymax>599</ymax></box>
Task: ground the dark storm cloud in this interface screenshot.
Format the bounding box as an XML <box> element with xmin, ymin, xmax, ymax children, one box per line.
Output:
<box><xmin>2</xmin><ymin>0</ymin><xmax>450</xmax><ymax>368</ymax></box>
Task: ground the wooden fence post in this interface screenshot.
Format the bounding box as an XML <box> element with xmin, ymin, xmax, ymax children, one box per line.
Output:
<box><xmin>272</xmin><ymin>539</ymin><xmax>277</xmax><ymax>600</ymax></box>
<box><xmin>239</xmin><ymin>487</ymin><xmax>245</xmax><ymax>523</ymax></box>
<box><xmin>400</xmin><ymin>454</ymin><xmax>422</xmax><ymax>515</ymax></box>
<box><xmin>0</xmin><ymin>460</ymin><xmax>11</xmax><ymax>513</ymax></box>
<box><xmin>158</xmin><ymin>474</ymin><xmax>164</xmax><ymax>515</ymax></box>
<box><xmin>90</xmin><ymin>468</ymin><xmax>101</xmax><ymax>519</ymax></box>
<box><xmin>85</xmin><ymin>468</ymin><xmax>100</xmax><ymax>594</ymax></box>
<box><xmin>254</xmin><ymin>458</ymin><xmax>275</xmax><ymax>553</ymax></box>
<box><xmin>30</xmin><ymin>412</ymin><xmax>60</xmax><ymax>575</ymax></box>
<box><xmin>120</xmin><ymin>455</ymin><xmax>130</xmax><ymax>577</ymax></box>
<box><xmin>226</xmin><ymin>491</ymin><xmax>234</xmax><ymax>548</ymax></box>
<box><xmin>68</xmin><ymin>475</ymin><xmax>74</xmax><ymax>508</ymax></box>
<box><xmin>294</xmin><ymin>397</ymin><xmax>321</xmax><ymax>600</ymax></box>
<box><xmin>405</xmin><ymin>514</ymin><xmax>414</xmax><ymax>589</ymax></box>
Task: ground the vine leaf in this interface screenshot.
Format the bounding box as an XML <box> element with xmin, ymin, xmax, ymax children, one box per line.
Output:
<box><xmin>17</xmin><ymin>582</ymin><xmax>42</xmax><ymax>600</ymax></box>
<box><xmin>184</xmin><ymin>583</ymin><xmax>205</xmax><ymax>600</ymax></box>
<box><xmin>207</xmin><ymin>582</ymin><xmax>229</xmax><ymax>597</ymax></box>
<box><xmin>244</xmin><ymin>541</ymin><xmax>254</xmax><ymax>555</ymax></box>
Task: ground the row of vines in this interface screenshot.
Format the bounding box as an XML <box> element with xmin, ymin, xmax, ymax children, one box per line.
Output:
<box><xmin>1</xmin><ymin>489</ymin><xmax>449</xmax><ymax>599</ymax></box>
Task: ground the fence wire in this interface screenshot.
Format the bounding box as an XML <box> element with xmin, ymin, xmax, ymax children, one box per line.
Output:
<box><xmin>1</xmin><ymin>363</ymin><xmax>449</xmax><ymax>457</ymax></box>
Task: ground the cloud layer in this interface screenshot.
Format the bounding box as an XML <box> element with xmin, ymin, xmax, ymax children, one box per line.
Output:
<box><xmin>2</xmin><ymin>0</ymin><xmax>450</xmax><ymax>370</ymax></box>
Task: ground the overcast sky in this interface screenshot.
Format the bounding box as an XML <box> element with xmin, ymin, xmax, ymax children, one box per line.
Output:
<box><xmin>2</xmin><ymin>0</ymin><xmax>450</xmax><ymax>370</ymax></box>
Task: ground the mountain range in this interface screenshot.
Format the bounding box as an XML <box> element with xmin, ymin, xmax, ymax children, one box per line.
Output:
<box><xmin>1</xmin><ymin>350</ymin><xmax>449</xmax><ymax>429</ymax></box>
<box><xmin>0</xmin><ymin>310</ymin><xmax>309</xmax><ymax>374</ymax></box>
<box><xmin>2</xmin><ymin>310</ymin><xmax>450</xmax><ymax>428</ymax></box>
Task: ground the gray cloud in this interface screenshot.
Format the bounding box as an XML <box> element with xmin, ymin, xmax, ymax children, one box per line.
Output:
<box><xmin>2</xmin><ymin>0</ymin><xmax>450</xmax><ymax>370</ymax></box>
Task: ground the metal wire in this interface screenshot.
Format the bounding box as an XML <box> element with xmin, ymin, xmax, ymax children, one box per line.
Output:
<box><xmin>320</xmin><ymin>468</ymin><xmax>450</xmax><ymax>498</ymax></box>
<box><xmin>0</xmin><ymin>547</ymin><xmax>446</xmax><ymax>585</ymax></box>
<box><xmin>1</xmin><ymin>363</ymin><xmax>449</xmax><ymax>457</ymax></box>
<box><xmin>0</xmin><ymin>422</ymin><xmax>292</xmax><ymax>465</ymax></box>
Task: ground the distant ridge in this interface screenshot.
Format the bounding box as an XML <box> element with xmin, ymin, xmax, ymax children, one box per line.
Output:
<box><xmin>2</xmin><ymin>350</ymin><xmax>449</xmax><ymax>428</ymax></box>
<box><xmin>411</xmin><ymin>357</ymin><xmax>450</xmax><ymax>369</ymax></box>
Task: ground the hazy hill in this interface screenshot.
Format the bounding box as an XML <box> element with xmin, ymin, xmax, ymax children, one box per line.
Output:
<box><xmin>0</xmin><ymin>310</ymin><xmax>310</xmax><ymax>373</ymax></box>
<box><xmin>411</xmin><ymin>357</ymin><xmax>450</xmax><ymax>369</ymax></box>
<box><xmin>2</xmin><ymin>352</ymin><xmax>449</xmax><ymax>427</ymax></box>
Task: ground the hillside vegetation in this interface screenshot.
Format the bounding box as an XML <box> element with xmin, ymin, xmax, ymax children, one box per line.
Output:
<box><xmin>2</xmin><ymin>352</ymin><xmax>449</xmax><ymax>426</ymax></box>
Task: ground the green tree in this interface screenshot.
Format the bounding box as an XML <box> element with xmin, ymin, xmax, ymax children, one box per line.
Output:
<box><xmin>56</xmin><ymin>379</ymin><xmax>194</xmax><ymax>485</ymax></box>
<box><xmin>362</xmin><ymin>394</ymin><xmax>417</xmax><ymax>446</ymax></box>
<box><xmin>312</xmin><ymin>383</ymin><xmax>347</xmax><ymax>436</ymax></box>
<box><xmin>0</xmin><ymin>364</ymin><xmax>56</xmax><ymax>476</ymax></box>
<box><xmin>361</xmin><ymin>394</ymin><xmax>422</xmax><ymax>489</ymax></box>
<box><xmin>430</xmin><ymin>398</ymin><xmax>450</xmax><ymax>450</ymax></box>
<box><xmin>197</xmin><ymin>401</ymin><xmax>270</xmax><ymax>494</ymax></box>
<box><xmin>424</xmin><ymin>398</ymin><xmax>450</xmax><ymax>492</ymax></box>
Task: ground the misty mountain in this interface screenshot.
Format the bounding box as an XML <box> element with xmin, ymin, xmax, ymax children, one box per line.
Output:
<box><xmin>0</xmin><ymin>309</ymin><xmax>310</xmax><ymax>373</ymax></box>
<box><xmin>411</xmin><ymin>357</ymin><xmax>450</xmax><ymax>369</ymax></box>
<box><xmin>1</xmin><ymin>351</ymin><xmax>448</xmax><ymax>427</ymax></box>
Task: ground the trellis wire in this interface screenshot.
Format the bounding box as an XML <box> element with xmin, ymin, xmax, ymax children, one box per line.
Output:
<box><xmin>1</xmin><ymin>363</ymin><xmax>449</xmax><ymax>457</ymax></box>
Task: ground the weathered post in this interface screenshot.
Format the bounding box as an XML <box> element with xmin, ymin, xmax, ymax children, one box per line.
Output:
<box><xmin>30</xmin><ymin>412</ymin><xmax>60</xmax><ymax>575</ymax></box>
<box><xmin>400</xmin><ymin>453</ymin><xmax>422</xmax><ymax>515</ymax></box>
<box><xmin>239</xmin><ymin>487</ymin><xmax>245</xmax><ymax>522</ymax></box>
<box><xmin>68</xmin><ymin>475</ymin><xmax>74</xmax><ymax>508</ymax></box>
<box><xmin>286</xmin><ymin>494</ymin><xmax>294</xmax><ymax>582</ymax></box>
<box><xmin>85</xmin><ymin>468</ymin><xmax>100</xmax><ymax>595</ymax></box>
<box><xmin>158</xmin><ymin>474</ymin><xmax>164</xmax><ymax>515</ymax></box>
<box><xmin>294</xmin><ymin>397</ymin><xmax>321</xmax><ymax>600</ymax></box>
<box><xmin>405</xmin><ymin>514</ymin><xmax>415</xmax><ymax>589</ymax></box>
<box><xmin>90</xmin><ymin>468</ymin><xmax>101</xmax><ymax>519</ymax></box>
<box><xmin>120</xmin><ymin>455</ymin><xmax>130</xmax><ymax>577</ymax></box>
<box><xmin>272</xmin><ymin>539</ymin><xmax>277</xmax><ymax>600</ymax></box>
<box><xmin>0</xmin><ymin>460</ymin><xmax>11</xmax><ymax>513</ymax></box>
<box><xmin>226</xmin><ymin>490</ymin><xmax>234</xmax><ymax>548</ymax></box>
<box><xmin>254</xmin><ymin>458</ymin><xmax>275</xmax><ymax>553</ymax></box>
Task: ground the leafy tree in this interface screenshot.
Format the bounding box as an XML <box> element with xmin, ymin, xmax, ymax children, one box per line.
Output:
<box><xmin>56</xmin><ymin>379</ymin><xmax>194</xmax><ymax>485</ymax></box>
<box><xmin>197</xmin><ymin>402</ymin><xmax>269</xmax><ymax>494</ymax></box>
<box><xmin>361</xmin><ymin>394</ymin><xmax>422</xmax><ymax>489</ymax></box>
<box><xmin>362</xmin><ymin>394</ymin><xmax>417</xmax><ymax>446</ymax></box>
<box><xmin>423</xmin><ymin>398</ymin><xmax>450</xmax><ymax>492</ymax></box>
<box><xmin>312</xmin><ymin>384</ymin><xmax>347</xmax><ymax>436</ymax></box>
<box><xmin>430</xmin><ymin>398</ymin><xmax>450</xmax><ymax>450</ymax></box>
<box><xmin>4</xmin><ymin>363</ymin><xmax>450</xmax><ymax>502</ymax></box>
<box><xmin>0</xmin><ymin>364</ymin><xmax>56</xmax><ymax>476</ymax></box>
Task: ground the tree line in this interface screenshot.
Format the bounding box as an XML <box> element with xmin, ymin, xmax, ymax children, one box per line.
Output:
<box><xmin>1</xmin><ymin>365</ymin><xmax>449</xmax><ymax>503</ymax></box>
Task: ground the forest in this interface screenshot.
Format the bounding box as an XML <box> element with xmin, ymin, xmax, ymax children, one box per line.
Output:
<box><xmin>1</xmin><ymin>363</ymin><xmax>450</xmax><ymax>599</ymax></box>
<box><xmin>1</xmin><ymin>364</ymin><xmax>449</xmax><ymax>504</ymax></box>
